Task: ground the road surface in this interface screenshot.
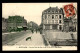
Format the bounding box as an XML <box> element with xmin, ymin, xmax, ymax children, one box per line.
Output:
<box><xmin>6</xmin><ymin>31</ymin><xmax>45</xmax><ymax>47</ymax></box>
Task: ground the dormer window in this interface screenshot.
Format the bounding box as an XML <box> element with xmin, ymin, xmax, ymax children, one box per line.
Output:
<box><xmin>59</xmin><ymin>10</ymin><xmax>62</xmax><ymax>13</ymax></box>
<box><xmin>48</xmin><ymin>11</ymin><xmax>50</xmax><ymax>13</ymax></box>
<box><xmin>45</xmin><ymin>12</ymin><xmax>46</xmax><ymax>13</ymax></box>
<box><xmin>56</xmin><ymin>11</ymin><xmax>58</xmax><ymax>13</ymax></box>
<box><xmin>57</xmin><ymin>11</ymin><xmax>59</xmax><ymax>13</ymax></box>
<box><xmin>52</xmin><ymin>11</ymin><xmax>54</xmax><ymax>13</ymax></box>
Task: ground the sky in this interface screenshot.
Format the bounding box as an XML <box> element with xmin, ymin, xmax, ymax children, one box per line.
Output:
<box><xmin>2</xmin><ymin>3</ymin><xmax>77</xmax><ymax>25</ymax></box>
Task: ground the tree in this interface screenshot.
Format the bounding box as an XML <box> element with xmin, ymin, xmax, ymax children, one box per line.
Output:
<box><xmin>27</xmin><ymin>21</ymin><xmax>38</xmax><ymax>30</ymax></box>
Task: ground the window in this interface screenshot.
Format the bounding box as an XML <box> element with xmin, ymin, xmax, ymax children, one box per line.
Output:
<box><xmin>48</xmin><ymin>20</ymin><xmax>50</xmax><ymax>24</ymax></box>
<box><xmin>48</xmin><ymin>11</ymin><xmax>50</xmax><ymax>13</ymax></box>
<box><xmin>55</xmin><ymin>20</ymin><xmax>58</xmax><ymax>24</ymax></box>
<box><xmin>43</xmin><ymin>15</ymin><xmax>47</xmax><ymax>19</ymax></box>
<box><xmin>45</xmin><ymin>25</ymin><xmax>50</xmax><ymax>30</ymax></box>
<box><xmin>52</xmin><ymin>11</ymin><xmax>54</xmax><ymax>13</ymax></box>
<box><xmin>43</xmin><ymin>20</ymin><xmax>45</xmax><ymax>24</ymax></box>
<box><xmin>55</xmin><ymin>15</ymin><xmax>58</xmax><ymax>19</ymax></box>
<box><xmin>59</xmin><ymin>20</ymin><xmax>61</xmax><ymax>23</ymax></box>
<box><xmin>52</xmin><ymin>20</ymin><xmax>54</xmax><ymax>24</ymax></box>
<box><xmin>44</xmin><ymin>12</ymin><xmax>46</xmax><ymax>13</ymax></box>
<box><xmin>47</xmin><ymin>20</ymin><xmax>48</xmax><ymax>24</ymax></box>
<box><xmin>51</xmin><ymin>20</ymin><xmax>52</xmax><ymax>24</ymax></box>
<box><xmin>48</xmin><ymin>20</ymin><xmax>52</xmax><ymax>24</ymax></box>
<box><xmin>44</xmin><ymin>20</ymin><xmax>47</xmax><ymax>24</ymax></box>
<box><xmin>45</xmin><ymin>15</ymin><xmax>47</xmax><ymax>19</ymax></box>
<box><xmin>52</xmin><ymin>15</ymin><xmax>54</xmax><ymax>19</ymax></box>
<box><xmin>48</xmin><ymin>15</ymin><xmax>50</xmax><ymax>18</ymax></box>
<box><xmin>56</xmin><ymin>11</ymin><xmax>58</xmax><ymax>13</ymax></box>
<box><xmin>59</xmin><ymin>10</ymin><xmax>62</xmax><ymax>13</ymax></box>
<box><xmin>59</xmin><ymin>25</ymin><xmax>62</xmax><ymax>30</ymax></box>
<box><xmin>59</xmin><ymin>15</ymin><xmax>61</xmax><ymax>19</ymax></box>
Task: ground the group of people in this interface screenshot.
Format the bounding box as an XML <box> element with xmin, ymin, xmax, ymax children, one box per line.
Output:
<box><xmin>30</xmin><ymin>28</ymin><xmax>42</xmax><ymax>34</ymax></box>
<box><xmin>31</xmin><ymin>29</ymin><xmax>38</xmax><ymax>33</ymax></box>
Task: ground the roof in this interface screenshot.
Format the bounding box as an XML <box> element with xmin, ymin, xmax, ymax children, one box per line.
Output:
<box><xmin>42</xmin><ymin>7</ymin><xmax>64</xmax><ymax>14</ymax></box>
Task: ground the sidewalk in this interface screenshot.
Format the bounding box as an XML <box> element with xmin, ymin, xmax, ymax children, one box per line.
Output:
<box><xmin>13</xmin><ymin>32</ymin><xmax>45</xmax><ymax>47</ymax></box>
<box><xmin>44</xmin><ymin>31</ymin><xmax>77</xmax><ymax>41</ymax></box>
<box><xmin>43</xmin><ymin>31</ymin><xmax>77</xmax><ymax>46</ymax></box>
<box><xmin>2</xmin><ymin>30</ymin><xmax>31</xmax><ymax>35</ymax></box>
<box><xmin>2</xmin><ymin>32</ymin><xmax>17</xmax><ymax>35</ymax></box>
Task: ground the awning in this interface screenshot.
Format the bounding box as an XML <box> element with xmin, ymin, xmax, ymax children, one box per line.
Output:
<box><xmin>17</xmin><ymin>26</ymin><xmax>22</xmax><ymax>28</ymax></box>
<box><xmin>23</xmin><ymin>26</ymin><xmax>27</xmax><ymax>27</ymax></box>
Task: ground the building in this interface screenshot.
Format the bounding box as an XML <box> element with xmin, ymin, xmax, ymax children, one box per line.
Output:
<box><xmin>42</xmin><ymin>7</ymin><xmax>64</xmax><ymax>31</ymax></box>
<box><xmin>2</xmin><ymin>18</ymin><xmax>7</xmax><ymax>32</ymax></box>
<box><xmin>64</xmin><ymin>17</ymin><xmax>77</xmax><ymax>32</ymax></box>
<box><xmin>7</xmin><ymin>15</ymin><xmax>27</xmax><ymax>31</ymax></box>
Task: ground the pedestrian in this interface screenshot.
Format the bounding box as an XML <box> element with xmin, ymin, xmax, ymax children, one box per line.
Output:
<box><xmin>40</xmin><ymin>29</ymin><xmax>42</xmax><ymax>34</ymax></box>
<box><xmin>36</xmin><ymin>29</ymin><xmax>37</xmax><ymax>33</ymax></box>
<box><xmin>31</xmin><ymin>29</ymin><xmax>34</xmax><ymax>33</ymax></box>
<box><xmin>70</xmin><ymin>31</ymin><xmax>75</xmax><ymax>41</ymax></box>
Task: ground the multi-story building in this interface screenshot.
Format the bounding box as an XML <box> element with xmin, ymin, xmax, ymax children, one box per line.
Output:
<box><xmin>7</xmin><ymin>15</ymin><xmax>27</xmax><ymax>31</ymax></box>
<box><xmin>2</xmin><ymin>18</ymin><xmax>7</xmax><ymax>32</ymax></box>
<box><xmin>42</xmin><ymin>7</ymin><xmax>64</xmax><ymax>31</ymax></box>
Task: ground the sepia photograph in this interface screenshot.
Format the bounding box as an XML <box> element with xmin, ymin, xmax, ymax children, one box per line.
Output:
<box><xmin>2</xmin><ymin>3</ymin><xmax>77</xmax><ymax>51</ymax></box>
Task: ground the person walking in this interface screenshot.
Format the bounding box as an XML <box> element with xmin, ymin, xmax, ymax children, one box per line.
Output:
<box><xmin>36</xmin><ymin>28</ymin><xmax>37</xmax><ymax>33</ymax></box>
<box><xmin>31</xmin><ymin>29</ymin><xmax>34</xmax><ymax>34</ymax></box>
<box><xmin>40</xmin><ymin>29</ymin><xmax>42</xmax><ymax>34</ymax></box>
<box><xmin>70</xmin><ymin>31</ymin><xmax>75</xmax><ymax>42</ymax></box>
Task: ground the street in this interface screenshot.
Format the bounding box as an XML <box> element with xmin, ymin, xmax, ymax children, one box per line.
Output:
<box><xmin>2</xmin><ymin>30</ymin><xmax>77</xmax><ymax>46</ymax></box>
<box><xmin>3</xmin><ymin>31</ymin><xmax>45</xmax><ymax>47</ymax></box>
<box><xmin>14</xmin><ymin>31</ymin><xmax>45</xmax><ymax>47</ymax></box>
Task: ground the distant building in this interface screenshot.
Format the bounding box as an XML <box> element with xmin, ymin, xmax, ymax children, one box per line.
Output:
<box><xmin>7</xmin><ymin>15</ymin><xmax>27</xmax><ymax>31</ymax></box>
<box><xmin>42</xmin><ymin>7</ymin><xmax>64</xmax><ymax>31</ymax></box>
<box><xmin>2</xmin><ymin>18</ymin><xmax>7</xmax><ymax>32</ymax></box>
<box><xmin>27</xmin><ymin>21</ymin><xmax>38</xmax><ymax>30</ymax></box>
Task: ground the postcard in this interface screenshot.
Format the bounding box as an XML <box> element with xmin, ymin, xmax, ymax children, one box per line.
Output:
<box><xmin>2</xmin><ymin>3</ymin><xmax>77</xmax><ymax>51</ymax></box>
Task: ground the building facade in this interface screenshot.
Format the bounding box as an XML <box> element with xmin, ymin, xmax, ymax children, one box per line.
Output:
<box><xmin>42</xmin><ymin>7</ymin><xmax>64</xmax><ymax>31</ymax></box>
<box><xmin>64</xmin><ymin>17</ymin><xmax>77</xmax><ymax>32</ymax></box>
<box><xmin>2</xmin><ymin>18</ymin><xmax>7</xmax><ymax>32</ymax></box>
<box><xmin>7</xmin><ymin>15</ymin><xmax>27</xmax><ymax>31</ymax></box>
